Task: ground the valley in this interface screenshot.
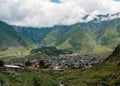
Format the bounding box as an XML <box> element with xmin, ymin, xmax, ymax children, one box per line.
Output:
<box><xmin>0</xmin><ymin>13</ymin><xmax>120</xmax><ymax>86</ymax></box>
<box><xmin>0</xmin><ymin>44</ymin><xmax>120</xmax><ymax>86</ymax></box>
<box><xmin>13</xmin><ymin>18</ymin><xmax>120</xmax><ymax>54</ymax></box>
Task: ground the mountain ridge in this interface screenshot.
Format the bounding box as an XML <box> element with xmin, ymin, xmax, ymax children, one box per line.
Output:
<box><xmin>13</xmin><ymin>18</ymin><xmax>120</xmax><ymax>54</ymax></box>
<box><xmin>0</xmin><ymin>20</ymin><xmax>33</xmax><ymax>50</ymax></box>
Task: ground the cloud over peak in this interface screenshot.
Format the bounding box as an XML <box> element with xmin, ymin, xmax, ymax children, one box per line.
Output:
<box><xmin>0</xmin><ymin>0</ymin><xmax>120</xmax><ymax>27</ymax></box>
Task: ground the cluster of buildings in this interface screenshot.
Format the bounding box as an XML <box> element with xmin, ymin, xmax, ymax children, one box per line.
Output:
<box><xmin>42</xmin><ymin>55</ymin><xmax>104</xmax><ymax>70</ymax></box>
<box><xmin>1</xmin><ymin>54</ymin><xmax>104</xmax><ymax>73</ymax></box>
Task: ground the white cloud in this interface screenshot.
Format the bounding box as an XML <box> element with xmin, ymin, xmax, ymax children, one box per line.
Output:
<box><xmin>0</xmin><ymin>0</ymin><xmax>120</xmax><ymax>27</ymax></box>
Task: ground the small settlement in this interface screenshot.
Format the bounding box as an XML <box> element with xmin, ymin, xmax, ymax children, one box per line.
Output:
<box><xmin>1</xmin><ymin>54</ymin><xmax>104</xmax><ymax>73</ymax></box>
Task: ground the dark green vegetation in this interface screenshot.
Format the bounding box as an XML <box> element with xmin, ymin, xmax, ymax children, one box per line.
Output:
<box><xmin>23</xmin><ymin>47</ymin><xmax>73</xmax><ymax>60</ymax></box>
<box><xmin>31</xmin><ymin>47</ymin><xmax>73</xmax><ymax>55</ymax></box>
<box><xmin>14</xmin><ymin>19</ymin><xmax>120</xmax><ymax>54</ymax></box>
<box><xmin>0</xmin><ymin>21</ymin><xmax>33</xmax><ymax>50</ymax></box>
<box><xmin>0</xmin><ymin>69</ymin><xmax>59</xmax><ymax>86</ymax></box>
<box><xmin>62</xmin><ymin>44</ymin><xmax>120</xmax><ymax>86</ymax></box>
<box><xmin>0</xmin><ymin>60</ymin><xmax>4</xmax><ymax>67</ymax></box>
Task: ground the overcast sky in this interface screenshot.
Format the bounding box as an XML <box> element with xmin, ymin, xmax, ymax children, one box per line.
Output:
<box><xmin>0</xmin><ymin>0</ymin><xmax>120</xmax><ymax>27</ymax></box>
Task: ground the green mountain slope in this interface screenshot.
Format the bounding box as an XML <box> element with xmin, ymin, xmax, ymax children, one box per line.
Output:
<box><xmin>63</xmin><ymin>44</ymin><xmax>120</xmax><ymax>86</ymax></box>
<box><xmin>13</xmin><ymin>26</ymin><xmax>52</xmax><ymax>44</ymax></box>
<box><xmin>0</xmin><ymin>21</ymin><xmax>33</xmax><ymax>50</ymax></box>
<box><xmin>14</xmin><ymin>19</ymin><xmax>120</xmax><ymax>54</ymax></box>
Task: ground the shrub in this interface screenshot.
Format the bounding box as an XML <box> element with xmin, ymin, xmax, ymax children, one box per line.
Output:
<box><xmin>0</xmin><ymin>60</ymin><xmax>4</xmax><ymax>67</ymax></box>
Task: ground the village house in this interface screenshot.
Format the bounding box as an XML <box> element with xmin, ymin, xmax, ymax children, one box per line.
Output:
<box><xmin>30</xmin><ymin>60</ymin><xmax>39</xmax><ymax>67</ymax></box>
<box><xmin>4</xmin><ymin>65</ymin><xmax>23</xmax><ymax>73</ymax></box>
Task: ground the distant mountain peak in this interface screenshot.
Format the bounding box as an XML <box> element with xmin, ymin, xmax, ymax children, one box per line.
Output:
<box><xmin>83</xmin><ymin>12</ymin><xmax>120</xmax><ymax>23</ymax></box>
